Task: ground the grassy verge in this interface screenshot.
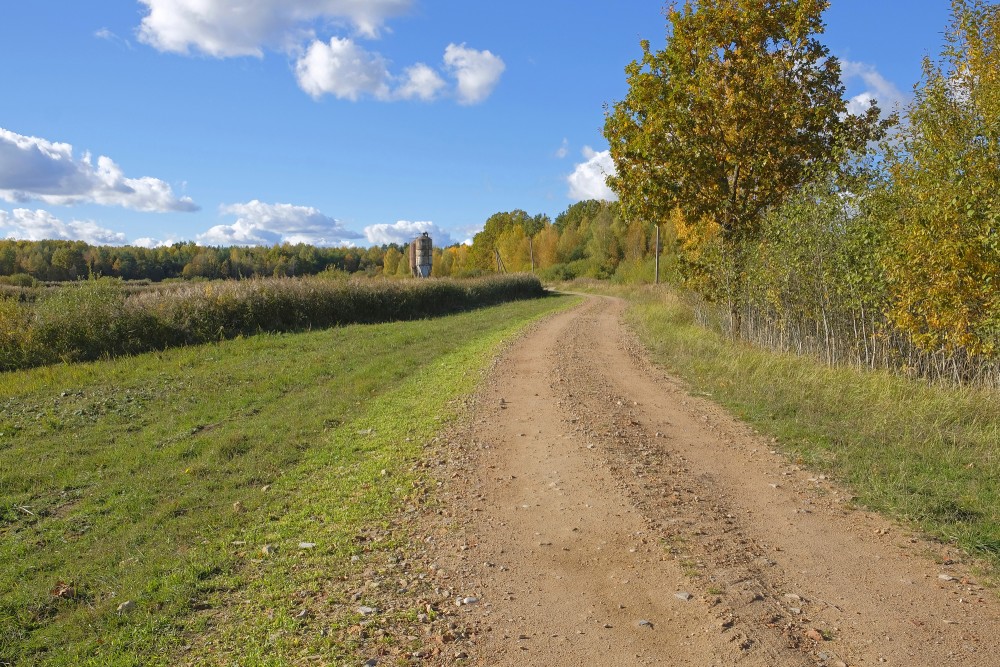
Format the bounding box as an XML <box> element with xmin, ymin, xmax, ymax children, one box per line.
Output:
<box><xmin>612</xmin><ymin>285</ymin><xmax>999</xmax><ymax>575</ymax></box>
<box><xmin>0</xmin><ymin>293</ymin><xmax>577</xmax><ymax>666</ymax></box>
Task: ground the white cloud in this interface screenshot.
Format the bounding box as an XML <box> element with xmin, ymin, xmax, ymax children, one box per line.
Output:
<box><xmin>137</xmin><ymin>2</ymin><xmax>503</xmax><ymax>105</ymax></box>
<box><xmin>0</xmin><ymin>127</ymin><xmax>198</xmax><ymax>212</ymax></box>
<box><xmin>137</xmin><ymin>0</ymin><xmax>412</xmax><ymax>57</ymax></box>
<box><xmin>295</xmin><ymin>37</ymin><xmax>392</xmax><ymax>101</ymax></box>
<box><xmin>567</xmin><ymin>147</ymin><xmax>617</xmax><ymax>202</ymax></box>
<box><xmin>199</xmin><ymin>200</ymin><xmax>363</xmax><ymax>246</ymax></box>
<box><xmin>396</xmin><ymin>63</ymin><xmax>447</xmax><ymax>102</ymax></box>
<box><xmin>295</xmin><ymin>41</ymin><xmax>501</xmax><ymax>103</ymax></box>
<box><xmin>363</xmin><ymin>220</ymin><xmax>454</xmax><ymax>246</ymax></box>
<box><xmin>841</xmin><ymin>60</ymin><xmax>909</xmax><ymax>116</ymax></box>
<box><xmin>132</xmin><ymin>236</ymin><xmax>182</xmax><ymax>248</ymax></box>
<box><xmin>0</xmin><ymin>208</ymin><xmax>128</xmax><ymax>245</ymax></box>
<box><xmin>443</xmin><ymin>43</ymin><xmax>505</xmax><ymax>105</ymax></box>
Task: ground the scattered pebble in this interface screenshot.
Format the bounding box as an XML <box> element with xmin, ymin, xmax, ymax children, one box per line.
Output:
<box><xmin>638</xmin><ymin>619</ymin><xmax>654</xmax><ymax>628</ymax></box>
<box><xmin>357</xmin><ymin>606</ymin><xmax>376</xmax><ymax>615</ymax></box>
<box><xmin>261</xmin><ymin>544</ymin><xmax>276</xmax><ymax>556</ymax></box>
<box><xmin>298</xmin><ymin>542</ymin><xmax>316</xmax><ymax>550</ymax></box>
<box><xmin>117</xmin><ymin>600</ymin><xmax>136</xmax><ymax>614</ymax></box>
<box><xmin>675</xmin><ymin>591</ymin><xmax>692</xmax><ymax>601</ymax></box>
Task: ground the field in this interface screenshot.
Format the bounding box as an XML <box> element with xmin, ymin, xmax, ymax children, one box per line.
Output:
<box><xmin>0</xmin><ymin>294</ymin><xmax>576</xmax><ymax>666</ymax></box>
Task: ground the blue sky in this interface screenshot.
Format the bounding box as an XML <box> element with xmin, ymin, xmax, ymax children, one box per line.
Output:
<box><xmin>0</xmin><ymin>1</ymin><xmax>954</xmax><ymax>249</ymax></box>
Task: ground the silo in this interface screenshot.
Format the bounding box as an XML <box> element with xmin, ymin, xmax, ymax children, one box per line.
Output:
<box><xmin>409</xmin><ymin>232</ymin><xmax>433</xmax><ymax>278</ymax></box>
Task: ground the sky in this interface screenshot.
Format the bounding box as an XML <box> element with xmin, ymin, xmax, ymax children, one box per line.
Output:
<box><xmin>0</xmin><ymin>1</ymin><xmax>955</xmax><ymax>249</ymax></box>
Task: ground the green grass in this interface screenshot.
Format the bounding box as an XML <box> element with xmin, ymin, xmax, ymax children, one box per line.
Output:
<box><xmin>619</xmin><ymin>285</ymin><xmax>999</xmax><ymax>574</ymax></box>
<box><xmin>0</xmin><ymin>294</ymin><xmax>577</xmax><ymax>666</ymax></box>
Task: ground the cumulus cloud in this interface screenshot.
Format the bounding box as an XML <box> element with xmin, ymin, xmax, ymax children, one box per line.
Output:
<box><xmin>132</xmin><ymin>236</ymin><xmax>183</xmax><ymax>248</ymax></box>
<box><xmin>0</xmin><ymin>127</ymin><xmax>198</xmax><ymax>212</ymax></box>
<box><xmin>396</xmin><ymin>63</ymin><xmax>447</xmax><ymax>102</ymax></box>
<box><xmin>363</xmin><ymin>220</ymin><xmax>454</xmax><ymax>246</ymax></box>
<box><xmin>295</xmin><ymin>40</ymin><xmax>499</xmax><ymax>103</ymax></box>
<box><xmin>137</xmin><ymin>0</ymin><xmax>412</xmax><ymax>57</ymax></box>
<box><xmin>841</xmin><ymin>60</ymin><xmax>909</xmax><ymax>116</ymax></box>
<box><xmin>443</xmin><ymin>43</ymin><xmax>505</xmax><ymax>105</ymax></box>
<box><xmin>198</xmin><ymin>200</ymin><xmax>363</xmax><ymax>246</ymax></box>
<box><xmin>0</xmin><ymin>208</ymin><xmax>128</xmax><ymax>245</ymax></box>
<box><xmin>567</xmin><ymin>147</ymin><xmax>617</xmax><ymax>202</ymax></box>
<box><xmin>136</xmin><ymin>2</ymin><xmax>503</xmax><ymax>105</ymax></box>
<box><xmin>295</xmin><ymin>37</ymin><xmax>392</xmax><ymax>101</ymax></box>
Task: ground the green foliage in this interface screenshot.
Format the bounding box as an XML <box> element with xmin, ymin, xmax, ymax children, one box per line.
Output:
<box><xmin>0</xmin><ymin>275</ymin><xmax>546</xmax><ymax>372</ymax></box>
<box><xmin>626</xmin><ymin>286</ymin><xmax>999</xmax><ymax>573</ymax></box>
<box><xmin>605</xmin><ymin>0</ymin><xmax>890</xmax><ymax>312</ymax></box>
<box><xmin>884</xmin><ymin>0</ymin><xmax>1000</xmax><ymax>356</ymax></box>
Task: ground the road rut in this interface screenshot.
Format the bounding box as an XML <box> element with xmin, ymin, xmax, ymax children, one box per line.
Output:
<box><xmin>427</xmin><ymin>295</ymin><xmax>998</xmax><ymax>666</ymax></box>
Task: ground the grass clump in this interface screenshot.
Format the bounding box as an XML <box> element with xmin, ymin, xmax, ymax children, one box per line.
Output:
<box><xmin>0</xmin><ymin>294</ymin><xmax>576</xmax><ymax>666</ymax></box>
<box><xmin>620</xmin><ymin>286</ymin><xmax>999</xmax><ymax>572</ymax></box>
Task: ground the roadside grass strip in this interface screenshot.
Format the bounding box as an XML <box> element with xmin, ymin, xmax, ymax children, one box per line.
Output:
<box><xmin>624</xmin><ymin>287</ymin><xmax>999</xmax><ymax>577</ymax></box>
<box><xmin>0</xmin><ymin>294</ymin><xmax>576</xmax><ymax>666</ymax></box>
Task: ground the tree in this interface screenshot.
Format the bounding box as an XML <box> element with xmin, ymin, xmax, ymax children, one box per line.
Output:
<box><xmin>470</xmin><ymin>210</ymin><xmax>547</xmax><ymax>271</ymax></box>
<box><xmin>604</xmin><ymin>0</ymin><xmax>889</xmax><ymax>329</ymax></box>
<box><xmin>884</xmin><ymin>0</ymin><xmax>1000</xmax><ymax>357</ymax></box>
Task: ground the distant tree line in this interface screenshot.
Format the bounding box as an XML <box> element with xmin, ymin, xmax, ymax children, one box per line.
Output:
<box><xmin>0</xmin><ymin>200</ymin><xmax>651</xmax><ymax>288</ymax></box>
<box><xmin>0</xmin><ymin>239</ymin><xmax>401</xmax><ymax>284</ymax></box>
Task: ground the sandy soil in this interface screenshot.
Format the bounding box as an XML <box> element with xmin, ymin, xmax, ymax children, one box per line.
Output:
<box><xmin>414</xmin><ymin>295</ymin><xmax>998</xmax><ymax>666</ymax></box>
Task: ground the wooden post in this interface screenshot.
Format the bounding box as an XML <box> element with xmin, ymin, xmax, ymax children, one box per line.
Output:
<box><xmin>495</xmin><ymin>248</ymin><xmax>506</xmax><ymax>274</ymax></box>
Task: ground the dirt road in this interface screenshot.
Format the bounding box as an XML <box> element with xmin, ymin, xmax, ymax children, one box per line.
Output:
<box><xmin>425</xmin><ymin>295</ymin><xmax>998</xmax><ymax>666</ymax></box>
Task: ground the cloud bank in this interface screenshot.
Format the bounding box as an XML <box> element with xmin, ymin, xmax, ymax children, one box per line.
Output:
<box><xmin>363</xmin><ymin>220</ymin><xmax>454</xmax><ymax>246</ymax></box>
<box><xmin>567</xmin><ymin>147</ymin><xmax>617</xmax><ymax>202</ymax></box>
<box><xmin>0</xmin><ymin>127</ymin><xmax>198</xmax><ymax>212</ymax></box>
<box><xmin>198</xmin><ymin>200</ymin><xmax>363</xmax><ymax>246</ymax></box>
<box><xmin>137</xmin><ymin>0</ymin><xmax>504</xmax><ymax>104</ymax></box>
<box><xmin>0</xmin><ymin>208</ymin><xmax>128</xmax><ymax>245</ymax></box>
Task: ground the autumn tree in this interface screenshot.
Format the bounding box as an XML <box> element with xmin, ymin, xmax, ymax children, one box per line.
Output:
<box><xmin>604</xmin><ymin>0</ymin><xmax>888</xmax><ymax>328</ymax></box>
<box><xmin>471</xmin><ymin>210</ymin><xmax>549</xmax><ymax>271</ymax></box>
<box><xmin>885</xmin><ymin>0</ymin><xmax>1000</xmax><ymax>358</ymax></box>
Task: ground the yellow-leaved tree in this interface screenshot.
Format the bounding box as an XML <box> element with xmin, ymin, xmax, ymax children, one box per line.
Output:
<box><xmin>885</xmin><ymin>0</ymin><xmax>1000</xmax><ymax>358</ymax></box>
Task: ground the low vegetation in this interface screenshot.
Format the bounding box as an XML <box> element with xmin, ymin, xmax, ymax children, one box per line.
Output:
<box><xmin>0</xmin><ymin>274</ymin><xmax>545</xmax><ymax>371</ymax></box>
<box><xmin>0</xmin><ymin>294</ymin><xmax>577</xmax><ymax>665</ymax></box>
<box><xmin>621</xmin><ymin>285</ymin><xmax>999</xmax><ymax>574</ymax></box>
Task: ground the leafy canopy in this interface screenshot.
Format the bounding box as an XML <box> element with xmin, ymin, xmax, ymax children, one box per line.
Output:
<box><xmin>604</xmin><ymin>0</ymin><xmax>887</xmax><ymax>246</ymax></box>
<box><xmin>885</xmin><ymin>0</ymin><xmax>1000</xmax><ymax>355</ymax></box>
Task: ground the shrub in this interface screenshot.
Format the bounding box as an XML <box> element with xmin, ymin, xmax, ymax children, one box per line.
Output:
<box><xmin>0</xmin><ymin>275</ymin><xmax>546</xmax><ymax>372</ymax></box>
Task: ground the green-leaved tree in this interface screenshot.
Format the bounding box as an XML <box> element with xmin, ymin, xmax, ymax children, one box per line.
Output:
<box><xmin>604</xmin><ymin>0</ymin><xmax>889</xmax><ymax>330</ymax></box>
